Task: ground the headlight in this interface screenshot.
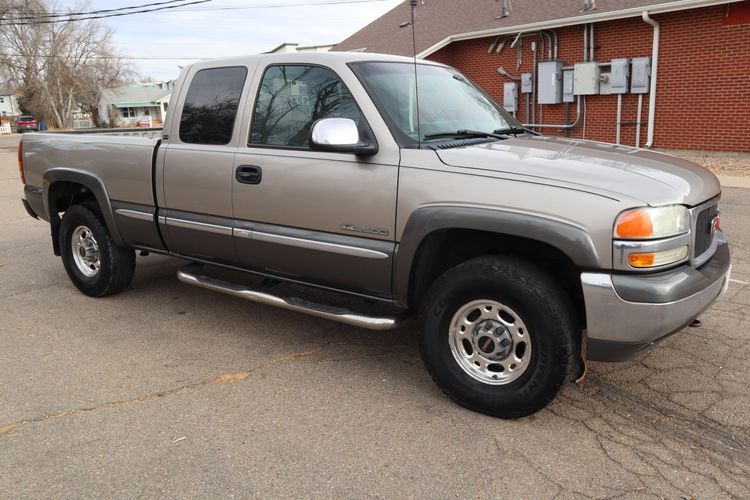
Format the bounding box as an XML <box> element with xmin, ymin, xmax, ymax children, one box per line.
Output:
<box><xmin>614</xmin><ymin>205</ymin><xmax>690</xmax><ymax>240</ymax></box>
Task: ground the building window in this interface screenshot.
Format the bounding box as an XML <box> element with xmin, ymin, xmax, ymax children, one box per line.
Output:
<box><xmin>0</xmin><ymin>97</ymin><xmax>4</xmax><ymax>103</ymax></box>
<box><xmin>122</xmin><ymin>107</ymin><xmax>130</xmax><ymax>118</ymax></box>
<box><xmin>144</xmin><ymin>108</ymin><xmax>150</xmax><ymax>116</ymax></box>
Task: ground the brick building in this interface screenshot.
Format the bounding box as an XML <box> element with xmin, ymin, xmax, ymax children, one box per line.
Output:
<box><xmin>336</xmin><ymin>0</ymin><xmax>750</xmax><ymax>153</ymax></box>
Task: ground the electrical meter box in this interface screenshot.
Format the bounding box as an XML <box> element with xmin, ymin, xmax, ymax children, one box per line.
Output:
<box><xmin>562</xmin><ymin>70</ymin><xmax>575</xmax><ymax>103</ymax></box>
<box><xmin>610</xmin><ymin>58</ymin><xmax>629</xmax><ymax>94</ymax></box>
<box><xmin>631</xmin><ymin>56</ymin><xmax>651</xmax><ymax>93</ymax></box>
<box><xmin>503</xmin><ymin>82</ymin><xmax>518</xmax><ymax>112</ymax></box>
<box><xmin>521</xmin><ymin>73</ymin><xmax>533</xmax><ymax>93</ymax></box>
<box><xmin>599</xmin><ymin>73</ymin><xmax>612</xmax><ymax>95</ymax></box>
<box><xmin>537</xmin><ymin>61</ymin><xmax>563</xmax><ymax>104</ymax></box>
<box><xmin>574</xmin><ymin>62</ymin><xmax>600</xmax><ymax>95</ymax></box>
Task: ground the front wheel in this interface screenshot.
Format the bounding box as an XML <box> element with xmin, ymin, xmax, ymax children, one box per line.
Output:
<box><xmin>59</xmin><ymin>204</ymin><xmax>135</xmax><ymax>297</ymax></box>
<box><xmin>419</xmin><ymin>256</ymin><xmax>578</xmax><ymax>418</ymax></box>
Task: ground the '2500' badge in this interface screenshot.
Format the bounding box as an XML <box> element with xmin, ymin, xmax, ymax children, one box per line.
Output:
<box><xmin>340</xmin><ymin>223</ymin><xmax>388</xmax><ymax>236</ymax></box>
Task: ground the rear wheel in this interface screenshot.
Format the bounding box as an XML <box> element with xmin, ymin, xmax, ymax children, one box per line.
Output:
<box><xmin>419</xmin><ymin>256</ymin><xmax>577</xmax><ymax>418</ymax></box>
<box><xmin>59</xmin><ymin>204</ymin><xmax>135</xmax><ymax>297</ymax></box>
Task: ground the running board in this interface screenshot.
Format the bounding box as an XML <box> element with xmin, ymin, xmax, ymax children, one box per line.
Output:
<box><xmin>177</xmin><ymin>264</ymin><xmax>410</xmax><ymax>331</ymax></box>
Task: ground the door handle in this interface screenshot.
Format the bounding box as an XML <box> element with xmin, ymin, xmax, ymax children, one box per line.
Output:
<box><xmin>235</xmin><ymin>165</ymin><xmax>262</xmax><ymax>184</ymax></box>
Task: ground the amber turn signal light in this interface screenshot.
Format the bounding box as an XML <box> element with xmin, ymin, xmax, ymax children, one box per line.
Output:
<box><xmin>628</xmin><ymin>253</ymin><xmax>655</xmax><ymax>267</ymax></box>
<box><xmin>628</xmin><ymin>246</ymin><xmax>689</xmax><ymax>268</ymax></box>
<box><xmin>615</xmin><ymin>210</ymin><xmax>653</xmax><ymax>238</ymax></box>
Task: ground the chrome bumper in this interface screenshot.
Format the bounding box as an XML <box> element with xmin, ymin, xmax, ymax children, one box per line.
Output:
<box><xmin>582</xmin><ymin>234</ymin><xmax>730</xmax><ymax>361</ymax></box>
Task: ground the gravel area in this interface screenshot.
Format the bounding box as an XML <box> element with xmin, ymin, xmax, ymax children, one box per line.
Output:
<box><xmin>673</xmin><ymin>152</ymin><xmax>750</xmax><ymax>177</ymax></box>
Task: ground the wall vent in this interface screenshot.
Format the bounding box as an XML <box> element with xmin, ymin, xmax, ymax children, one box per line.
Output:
<box><xmin>496</xmin><ymin>0</ymin><xmax>511</xmax><ymax>19</ymax></box>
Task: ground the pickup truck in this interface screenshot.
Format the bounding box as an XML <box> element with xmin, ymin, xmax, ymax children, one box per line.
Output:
<box><xmin>19</xmin><ymin>52</ymin><xmax>731</xmax><ymax>418</ymax></box>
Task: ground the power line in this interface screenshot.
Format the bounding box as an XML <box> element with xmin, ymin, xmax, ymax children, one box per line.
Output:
<box><xmin>0</xmin><ymin>0</ymin><xmax>213</xmax><ymax>26</ymax></box>
<box><xmin>0</xmin><ymin>53</ymin><xmax>210</xmax><ymax>60</ymax></box>
<box><xmin>165</xmin><ymin>0</ymin><xmax>395</xmax><ymax>11</ymax></box>
<box><xmin>2</xmin><ymin>0</ymin><xmax>195</xmax><ymax>21</ymax></box>
<box><xmin>0</xmin><ymin>0</ymin><xmax>391</xmax><ymax>24</ymax></box>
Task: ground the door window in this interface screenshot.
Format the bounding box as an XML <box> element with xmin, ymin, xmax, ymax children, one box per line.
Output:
<box><xmin>250</xmin><ymin>65</ymin><xmax>361</xmax><ymax>148</ymax></box>
<box><xmin>179</xmin><ymin>66</ymin><xmax>248</xmax><ymax>145</ymax></box>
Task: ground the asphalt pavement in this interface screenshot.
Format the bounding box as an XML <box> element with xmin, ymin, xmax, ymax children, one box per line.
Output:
<box><xmin>1</xmin><ymin>133</ymin><xmax>749</xmax><ymax>498</ymax></box>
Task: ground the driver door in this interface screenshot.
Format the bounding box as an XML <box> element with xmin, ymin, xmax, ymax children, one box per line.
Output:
<box><xmin>231</xmin><ymin>63</ymin><xmax>399</xmax><ymax>298</ymax></box>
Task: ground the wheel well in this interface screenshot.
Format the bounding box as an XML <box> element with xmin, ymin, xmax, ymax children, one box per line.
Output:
<box><xmin>47</xmin><ymin>181</ymin><xmax>99</xmax><ymax>256</ymax></box>
<box><xmin>409</xmin><ymin>229</ymin><xmax>586</xmax><ymax>329</ymax></box>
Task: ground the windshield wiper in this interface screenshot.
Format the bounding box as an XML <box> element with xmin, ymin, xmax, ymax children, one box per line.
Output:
<box><xmin>493</xmin><ymin>126</ymin><xmax>538</xmax><ymax>136</ymax></box>
<box><xmin>423</xmin><ymin>129</ymin><xmax>509</xmax><ymax>141</ymax></box>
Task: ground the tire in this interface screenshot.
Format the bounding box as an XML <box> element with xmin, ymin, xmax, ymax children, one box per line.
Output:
<box><xmin>419</xmin><ymin>255</ymin><xmax>577</xmax><ymax>418</ymax></box>
<box><xmin>59</xmin><ymin>204</ymin><xmax>135</xmax><ymax>297</ymax></box>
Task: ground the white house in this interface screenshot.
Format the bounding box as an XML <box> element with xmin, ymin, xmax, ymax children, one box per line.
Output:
<box><xmin>98</xmin><ymin>81</ymin><xmax>173</xmax><ymax>127</ymax></box>
<box><xmin>267</xmin><ymin>42</ymin><xmax>335</xmax><ymax>53</ymax></box>
<box><xmin>0</xmin><ymin>87</ymin><xmax>20</xmax><ymax>118</ymax></box>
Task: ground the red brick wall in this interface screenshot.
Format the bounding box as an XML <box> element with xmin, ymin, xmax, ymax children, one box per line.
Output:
<box><xmin>426</xmin><ymin>4</ymin><xmax>750</xmax><ymax>153</ymax></box>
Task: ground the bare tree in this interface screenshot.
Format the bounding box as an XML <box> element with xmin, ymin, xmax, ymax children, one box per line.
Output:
<box><xmin>0</xmin><ymin>0</ymin><xmax>133</xmax><ymax>128</ymax></box>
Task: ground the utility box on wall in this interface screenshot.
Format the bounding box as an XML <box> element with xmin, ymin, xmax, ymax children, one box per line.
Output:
<box><xmin>574</xmin><ymin>62</ymin><xmax>600</xmax><ymax>95</ymax></box>
<box><xmin>537</xmin><ymin>61</ymin><xmax>563</xmax><ymax>104</ymax></box>
<box><xmin>599</xmin><ymin>73</ymin><xmax>612</xmax><ymax>95</ymax></box>
<box><xmin>503</xmin><ymin>82</ymin><xmax>517</xmax><ymax>112</ymax></box>
<box><xmin>610</xmin><ymin>58</ymin><xmax>629</xmax><ymax>94</ymax></box>
<box><xmin>631</xmin><ymin>57</ymin><xmax>651</xmax><ymax>93</ymax></box>
<box><xmin>562</xmin><ymin>70</ymin><xmax>575</xmax><ymax>102</ymax></box>
<box><xmin>521</xmin><ymin>73</ymin><xmax>533</xmax><ymax>93</ymax></box>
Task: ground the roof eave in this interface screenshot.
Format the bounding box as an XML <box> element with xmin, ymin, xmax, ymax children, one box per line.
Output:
<box><xmin>417</xmin><ymin>0</ymin><xmax>741</xmax><ymax>58</ymax></box>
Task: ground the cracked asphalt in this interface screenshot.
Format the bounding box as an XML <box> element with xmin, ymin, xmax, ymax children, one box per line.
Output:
<box><xmin>1</xmin><ymin>134</ymin><xmax>749</xmax><ymax>498</ymax></box>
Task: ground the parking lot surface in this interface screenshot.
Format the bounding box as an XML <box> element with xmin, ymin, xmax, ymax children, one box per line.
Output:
<box><xmin>1</xmin><ymin>134</ymin><xmax>749</xmax><ymax>498</ymax></box>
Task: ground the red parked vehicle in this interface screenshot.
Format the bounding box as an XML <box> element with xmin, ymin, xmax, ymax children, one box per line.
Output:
<box><xmin>16</xmin><ymin>115</ymin><xmax>39</xmax><ymax>133</ymax></box>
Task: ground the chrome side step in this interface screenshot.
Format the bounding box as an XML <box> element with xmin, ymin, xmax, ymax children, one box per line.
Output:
<box><xmin>177</xmin><ymin>264</ymin><xmax>410</xmax><ymax>331</ymax></box>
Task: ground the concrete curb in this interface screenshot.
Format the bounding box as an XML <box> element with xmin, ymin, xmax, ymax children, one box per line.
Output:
<box><xmin>718</xmin><ymin>176</ymin><xmax>750</xmax><ymax>189</ymax></box>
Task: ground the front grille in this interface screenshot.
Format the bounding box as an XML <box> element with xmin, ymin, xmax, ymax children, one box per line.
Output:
<box><xmin>694</xmin><ymin>204</ymin><xmax>719</xmax><ymax>259</ymax></box>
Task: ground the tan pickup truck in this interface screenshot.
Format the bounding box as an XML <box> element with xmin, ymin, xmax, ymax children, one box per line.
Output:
<box><xmin>19</xmin><ymin>52</ymin><xmax>730</xmax><ymax>418</ymax></box>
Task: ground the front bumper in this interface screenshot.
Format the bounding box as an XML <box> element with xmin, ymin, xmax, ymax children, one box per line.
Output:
<box><xmin>583</xmin><ymin>232</ymin><xmax>730</xmax><ymax>362</ymax></box>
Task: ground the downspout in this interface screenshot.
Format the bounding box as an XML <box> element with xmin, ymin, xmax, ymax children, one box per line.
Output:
<box><xmin>642</xmin><ymin>11</ymin><xmax>659</xmax><ymax>148</ymax></box>
<box><xmin>531</xmin><ymin>41</ymin><xmax>537</xmax><ymax>125</ymax></box>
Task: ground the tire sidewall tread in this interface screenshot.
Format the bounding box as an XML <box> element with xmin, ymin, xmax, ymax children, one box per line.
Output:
<box><xmin>419</xmin><ymin>255</ymin><xmax>577</xmax><ymax>419</ymax></box>
<box><xmin>59</xmin><ymin>205</ymin><xmax>135</xmax><ymax>297</ymax></box>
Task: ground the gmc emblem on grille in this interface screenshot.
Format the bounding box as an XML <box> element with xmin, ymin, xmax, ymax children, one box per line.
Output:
<box><xmin>710</xmin><ymin>215</ymin><xmax>721</xmax><ymax>234</ymax></box>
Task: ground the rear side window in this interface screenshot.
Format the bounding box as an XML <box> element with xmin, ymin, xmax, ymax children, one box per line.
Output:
<box><xmin>179</xmin><ymin>66</ymin><xmax>248</xmax><ymax>145</ymax></box>
<box><xmin>250</xmin><ymin>65</ymin><xmax>361</xmax><ymax>148</ymax></box>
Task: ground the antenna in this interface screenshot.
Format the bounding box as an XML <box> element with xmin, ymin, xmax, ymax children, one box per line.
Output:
<box><xmin>401</xmin><ymin>0</ymin><xmax>422</xmax><ymax>147</ymax></box>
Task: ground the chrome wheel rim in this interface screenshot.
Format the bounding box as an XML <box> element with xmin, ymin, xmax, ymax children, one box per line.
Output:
<box><xmin>71</xmin><ymin>225</ymin><xmax>100</xmax><ymax>277</ymax></box>
<box><xmin>448</xmin><ymin>299</ymin><xmax>532</xmax><ymax>385</ymax></box>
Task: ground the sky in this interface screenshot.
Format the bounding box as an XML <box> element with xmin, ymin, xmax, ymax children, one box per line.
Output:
<box><xmin>59</xmin><ymin>0</ymin><xmax>403</xmax><ymax>81</ymax></box>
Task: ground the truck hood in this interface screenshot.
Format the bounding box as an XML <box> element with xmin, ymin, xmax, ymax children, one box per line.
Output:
<box><xmin>435</xmin><ymin>136</ymin><xmax>720</xmax><ymax>207</ymax></box>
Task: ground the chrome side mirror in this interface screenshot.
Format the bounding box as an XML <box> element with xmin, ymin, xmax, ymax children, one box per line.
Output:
<box><xmin>309</xmin><ymin>118</ymin><xmax>377</xmax><ymax>156</ymax></box>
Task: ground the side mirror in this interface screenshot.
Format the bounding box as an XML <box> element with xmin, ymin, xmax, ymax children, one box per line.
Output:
<box><xmin>309</xmin><ymin>118</ymin><xmax>377</xmax><ymax>156</ymax></box>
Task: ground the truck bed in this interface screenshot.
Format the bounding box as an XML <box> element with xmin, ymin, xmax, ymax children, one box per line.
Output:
<box><xmin>22</xmin><ymin>132</ymin><xmax>160</xmax><ymax>208</ymax></box>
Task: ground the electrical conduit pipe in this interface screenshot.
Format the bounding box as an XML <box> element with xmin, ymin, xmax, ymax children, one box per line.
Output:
<box><xmin>642</xmin><ymin>11</ymin><xmax>659</xmax><ymax>148</ymax></box>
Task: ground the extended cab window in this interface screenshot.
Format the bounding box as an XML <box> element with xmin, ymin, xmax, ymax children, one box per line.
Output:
<box><xmin>250</xmin><ymin>65</ymin><xmax>361</xmax><ymax>148</ymax></box>
<box><xmin>179</xmin><ymin>66</ymin><xmax>248</xmax><ymax>145</ymax></box>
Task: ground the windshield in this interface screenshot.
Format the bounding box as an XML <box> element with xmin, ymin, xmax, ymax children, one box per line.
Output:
<box><xmin>351</xmin><ymin>62</ymin><xmax>518</xmax><ymax>145</ymax></box>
